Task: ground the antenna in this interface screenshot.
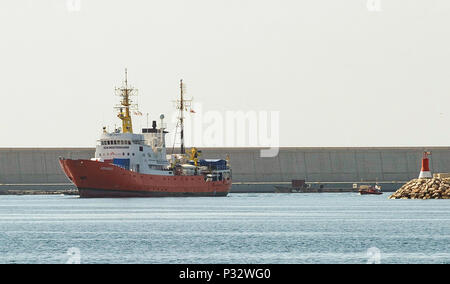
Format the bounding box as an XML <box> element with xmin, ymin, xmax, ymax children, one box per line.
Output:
<box><xmin>115</xmin><ymin>68</ymin><xmax>138</xmax><ymax>134</ymax></box>
<box><xmin>180</xmin><ymin>80</ymin><xmax>184</xmax><ymax>154</ymax></box>
<box><xmin>176</xmin><ymin>79</ymin><xmax>192</xmax><ymax>155</ymax></box>
<box><xmin>160</xmin><ymin>114</ymin><xmax>165</xmax><ymax>148</ymax></box>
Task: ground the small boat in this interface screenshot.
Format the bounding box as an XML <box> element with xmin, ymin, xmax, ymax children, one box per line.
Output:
<box><xmin>359</xmin><ymin>185</ymin><xmax>383</xmax><ymax>195</ymax></box>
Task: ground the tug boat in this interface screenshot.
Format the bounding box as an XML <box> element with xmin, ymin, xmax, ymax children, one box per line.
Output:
<box><xmin>59</xmin><ymin>70</ymin><xmax>232</xmax><ymax>198</ymax></box>
<box><xmin>358</xmin><ymin>185</ymin><xmax>383</xmax><ymax>195</ymax></box>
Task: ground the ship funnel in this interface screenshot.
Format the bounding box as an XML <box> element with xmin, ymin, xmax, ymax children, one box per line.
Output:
<box><xmin>419</xmin><ymin>151</ymin><xmax>432</xmax><ymax>179</ymax></box>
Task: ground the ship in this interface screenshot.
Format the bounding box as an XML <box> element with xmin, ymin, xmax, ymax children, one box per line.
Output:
<box><xmin>358</xmin><ymin>185</ymin><xmax>382</xmax><ymax>195</ymax></box>
<box><xmin>59</xmin><ymin>69</ymin><xmax>232</xmax><ymax>198</ymax></box>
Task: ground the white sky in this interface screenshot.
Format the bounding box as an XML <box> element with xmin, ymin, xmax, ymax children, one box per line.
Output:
<box><xmin>1</xmin><ymin>0</ymin><xmax>449</xmax><ymax>147</ymax></box>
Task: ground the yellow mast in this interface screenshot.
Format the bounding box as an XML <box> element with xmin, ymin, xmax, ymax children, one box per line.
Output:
<box><xmin>116</xmin><ymin>68</ymin><xmax>136</xmax><ymax>133</ymax></box>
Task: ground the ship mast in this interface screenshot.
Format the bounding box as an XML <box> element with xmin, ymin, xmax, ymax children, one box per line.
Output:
<box><xmin>176</xmin><ymin>79</ymin><xmax>192</xmax><ymax>155</ymax></box>
<box><xmin>115</xmin><ymin>68</ymin><xmax>137</xmax><ymax>133</ymax></box>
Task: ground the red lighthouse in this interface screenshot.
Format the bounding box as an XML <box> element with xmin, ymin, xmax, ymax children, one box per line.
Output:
<box><xmin>418</xmin><ymin>151</ymin><xmax>432</xmax><ymax>179</ymax></box>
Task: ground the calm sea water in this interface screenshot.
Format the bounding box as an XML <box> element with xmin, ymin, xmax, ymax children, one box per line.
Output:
<box><xmin>0</xmin><ymin>193</ymin><xmax>449</xmax><ymax>264</ymax></box>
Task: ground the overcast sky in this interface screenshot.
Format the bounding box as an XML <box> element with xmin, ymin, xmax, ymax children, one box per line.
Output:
<box><xmin>1</xmin><ymin>0</ymin><xmax>449</xmax><ymax>147</ymax></box>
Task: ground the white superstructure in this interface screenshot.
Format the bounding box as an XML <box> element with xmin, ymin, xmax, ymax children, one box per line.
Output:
<box><xmin>93</xmin><ymin>122</ymin><xmax>172</xmax><ymax>176</ymax></box>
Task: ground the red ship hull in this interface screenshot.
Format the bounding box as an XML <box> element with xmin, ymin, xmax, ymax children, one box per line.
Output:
<box><xmin>59</xmin><ymin>159</ymin><xmax>231</xmax><ymax>198</ymax></box>
<box><xmin>359</xmin><ymin>190</ymin><xmax>383</xmax><ymax>195</ymax></box>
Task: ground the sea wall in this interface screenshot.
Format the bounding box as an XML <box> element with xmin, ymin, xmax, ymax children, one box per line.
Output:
<box><xmin>1</xmin><ymin>147</ymin><xmax>450</xmax><ymax>185</ymax></box>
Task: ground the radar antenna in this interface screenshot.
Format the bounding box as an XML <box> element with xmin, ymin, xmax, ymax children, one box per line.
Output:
<box><xmin>115</xmin><ymin>68</ymin><xmax>139</xmax><ymax>133</ymax></box>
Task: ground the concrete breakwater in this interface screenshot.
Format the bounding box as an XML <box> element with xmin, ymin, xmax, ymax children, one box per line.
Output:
<box><xmin>389</xmin><ymin>177</ymin><xmax>450</xmax><ymax>199</ymax></box>
<box><xmin>0</xmin><ymin>183</ymin><xmax>78</xmax><ymax>195</ymax></box>
<box><xmin>0</xmin><ymin>189</ymin><xmax>78</xmax><ymax>195</ymax></box>
<box><xmin>1</xmin><ymin>147</ymin><xmax>450</xmax><ymax>193</ymax></box>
